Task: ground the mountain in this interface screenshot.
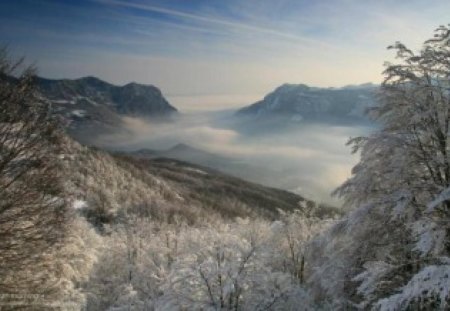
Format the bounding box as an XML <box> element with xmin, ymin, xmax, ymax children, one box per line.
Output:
<box><xmin>35</xmin><ymin>76</ymin><xmax>177</xmax><ymax>142</ymax></box>
<box><xmin>236</xmin><ymin>83</ymin><xmax>377</xmax><ymax>124</ymax></box>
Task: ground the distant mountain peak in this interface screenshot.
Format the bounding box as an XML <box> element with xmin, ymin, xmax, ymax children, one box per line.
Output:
<box><xmin>35</xmin><ymin>75</ymin><xmax>178</xmax><ymax>144</ymax></box>
<box><xmin>37</xmin><ymin>75</ymin><xmax>177</xmax><ymax>115</ymax></box>
<box><xmin>236</xmin><ymin>82</ymin><xmax>377</xmax><ymax>124</ymax></box>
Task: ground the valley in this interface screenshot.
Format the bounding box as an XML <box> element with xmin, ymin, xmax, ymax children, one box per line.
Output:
<box><xmin>36</xmin><ymin>75</ymin><xmax>373</xmax><ymax>205</ymax></box>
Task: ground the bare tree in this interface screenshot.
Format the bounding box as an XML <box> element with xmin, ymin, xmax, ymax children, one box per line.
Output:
<box><xmin>0</xmin><ymin>49</ymin><xmax>69</xmax><ymax>300</ymax></box>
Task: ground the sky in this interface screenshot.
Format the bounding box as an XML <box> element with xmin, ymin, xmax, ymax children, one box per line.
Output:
<box><xmin>1</xmin><ymin>0</ymin><xmax>449</xmax><ymax>108</ymax></box>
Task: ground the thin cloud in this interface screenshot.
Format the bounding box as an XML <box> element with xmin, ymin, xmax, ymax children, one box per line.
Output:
<box><xmin>94</xmin><ymin>0</ymin><xmax>335</xmax><ymax>49</ymax></box>
<box><xmin>4</xmin><ymin>0</ymin><xmax>450</xmax><ymax>99</ymax></box>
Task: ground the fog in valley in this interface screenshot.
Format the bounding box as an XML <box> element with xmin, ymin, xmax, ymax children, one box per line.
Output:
<box><xmin>95</xmin><ymin>103</ymin><xmax>373</xmax><ymax>205</ymax></box>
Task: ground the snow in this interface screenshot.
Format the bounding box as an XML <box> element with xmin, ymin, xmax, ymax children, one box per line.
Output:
<box><xmin>427</xmin><ymin>186</ymin><xmax>450</xmax><ymax>212</ymax></box>
<box><xmin>412</xmin><ymin>219</ymin><xmax>446</xmax><ymax>256</ymax></box>
<box><xmin>52</xmin><ymin>99</ymin><xmax>75</xmax><ymax>105</ymax></box>
<box><xmin>353</xmin><ymin>261</ymin><xmax>394</xmax><ymax>306</ymax></box>
<box><xmin>71</xmin><ymin>110</ymin><xmax>87</xmax><ymax>118</ymax></box>
<box><xmin>75</xmin><ymin>96</ymin><xmax>98</xmax><ymax>106</ymax></box>
<box><xmin>72</xmin><ymin>199</ymin><xmax>87</xmax><ymax>210</ymax></box>
<box><xmin>183</xmin><ymin>167</ymin><xmax>207</xmax><ymax>175</ymax></box>
<box><xmin>377</xmin><ymin>265</ymin><xmax>450</xmax><ymax>311</ymax></box>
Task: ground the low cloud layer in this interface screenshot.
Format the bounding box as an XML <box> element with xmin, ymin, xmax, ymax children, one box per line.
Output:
<box><xmin>96</xmin><ymin>111</ymin><xmax>371</xmax><ymax>206</ymax></box>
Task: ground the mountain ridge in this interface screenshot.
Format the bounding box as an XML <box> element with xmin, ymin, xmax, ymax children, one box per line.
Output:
<box><xmin>236</xmin><ymin>82</ymin><xmax>377</xmax><ymax>123</ymax></box>
<box><xmin>33</xmin><ymin>75</ymin><xmax>178</xmax><ymax>143</ymax></box>
<box><xmin>36</xmin><ymin>75</ymin><xmax>177</xmax><ymax>117</ymax></box>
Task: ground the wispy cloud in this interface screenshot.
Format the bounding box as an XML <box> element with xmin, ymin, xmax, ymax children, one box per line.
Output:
<box><xmin>2</xmin><ymin>0</ymin><xmax>449</xmax><ymax>101</ymax></box>
<box><xmin>95</xmin><ymin>0</ymin><xmax>330</xmax><ymax>47</ymax></box>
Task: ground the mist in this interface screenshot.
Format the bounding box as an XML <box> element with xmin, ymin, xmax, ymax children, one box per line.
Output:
<box><xmin>93</xmin><ymin>107</ymin><xmax>372</xmax><ymax>206</ymax></box>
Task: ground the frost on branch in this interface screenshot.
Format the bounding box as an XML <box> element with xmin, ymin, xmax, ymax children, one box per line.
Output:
<box><xmin>377</xmin><ymin>265</ymin><xmax>450</xmax><ymax>311</ymax></box>
<box><xmin>427</xmin><ymin>186</ymin><xmax>450</xmax><ymax>213</ymax></box>
<box><xmin>353</xmin><ymin>261</ymin><xmax>395</xmax><ymax>307</ymax></box>
<box><xmin>412</xmin><ymin>219</ymin><xmax>446</xmax><ymax>257</ymax></box>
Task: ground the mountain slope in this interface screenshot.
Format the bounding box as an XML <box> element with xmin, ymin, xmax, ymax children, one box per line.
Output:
<box><xmin>36</xmin><ymin>76</ymin><xmax>177</xmax><ymax>143</ymax></box>
<box><xmin>236</xmin><ymin>83</ymin><xmax>377</xmax><ymax>123</ymax></box>
<box><xmin>129</xmin><ymin>143</ymin><xmax>235</xmax><ymax>171</ymax></box>
<box><xmin>38</xmin><ymin>76</ymin><xmax>177</xmax><ymax>117</ymax></box>
<box><xmin>127</xmin><ymin>143</ymin><xmax>294</xmax><ymax>195</ymax></box>
<box><xmin>64</xmin><ymin>139</ymin><xmax>339</xmax><ymax>228</ymax></box>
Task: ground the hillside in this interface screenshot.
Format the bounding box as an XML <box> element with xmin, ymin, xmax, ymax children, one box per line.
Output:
<box><xmin>64</xmin><ymin>139</ymin><xmax>339</xmax><ymax>229</ymax></box>
<box><xmin>128</xmin><ymin>143</ymin><xmax>255</xmax><ymax>181</ymax></box>
<box><xmin>129</xmin><ymin>143</ymin><xmax>231</xmax><ymax>167</ymax></box>
<box><xmin>35</xmin><ymin>76</ymin><xmax>177</xmax><ymax>143</ymax></box>
<box><xmin>126</xmin><ymin>143</ymin><xmax>314</xmax><ymax>199</ymax></box>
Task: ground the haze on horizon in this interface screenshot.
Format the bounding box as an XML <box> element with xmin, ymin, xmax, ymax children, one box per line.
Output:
<box><xmin>1</xmin><ymin>0</ymin><xmax>449</xmax><ymax>110</ymax></box>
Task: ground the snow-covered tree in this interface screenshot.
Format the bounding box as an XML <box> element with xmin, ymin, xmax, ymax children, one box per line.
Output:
<box><xmin>157</xmin><ymin>220</ymin><xmax>311</xmax><ymax>310</ymax></box>
<box><xmin>270</xmin><ymin>210</ymin><xmax>334</xmax><ymax>285</ymax></box>
<box><xmin>52</xmin><ymin>216</ymin><xmax>102</xmax><ymax>309</ymax></box>
<box><xmin>315</xmin><ymin>24</ymin><xmax>450</xmax><ymax>310</ymax></box>
<box><xmin>83</xmin><ymin>213</ymin><xmax>330</xmax><ymax>311</ymax></box>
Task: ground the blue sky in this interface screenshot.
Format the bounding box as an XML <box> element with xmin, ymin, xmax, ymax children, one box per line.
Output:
<box><xmin>1</xmin><ymin>0</ymin><xmax>449</xmax><ymax>100</ymax></box>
